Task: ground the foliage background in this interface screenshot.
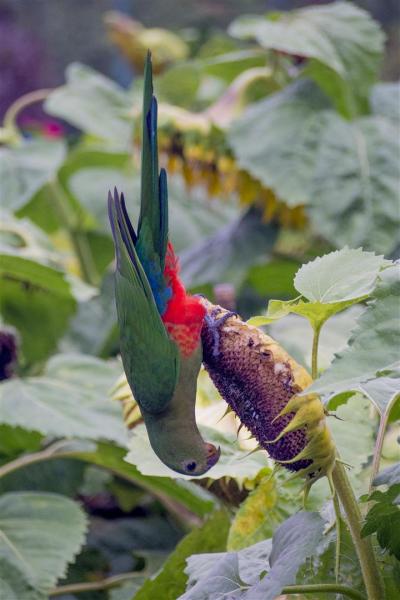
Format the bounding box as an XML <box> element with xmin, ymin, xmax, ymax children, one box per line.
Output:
<box><xmin>0</xmin><ymin>1</ymin><xmax>399</xmax><ymax>600</ymax></box>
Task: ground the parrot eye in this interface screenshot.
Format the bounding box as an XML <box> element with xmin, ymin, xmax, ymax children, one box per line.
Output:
<box><xmin>185</xmin><ymin>461</ymin><xmax>197</xmax><ymax>472</ymax></box>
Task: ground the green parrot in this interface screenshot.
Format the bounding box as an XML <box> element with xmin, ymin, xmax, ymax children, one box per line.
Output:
<box><xmin>108</xmin><ymin>53</ymin><xmax>220</xmax><ymax>476</ymax></box>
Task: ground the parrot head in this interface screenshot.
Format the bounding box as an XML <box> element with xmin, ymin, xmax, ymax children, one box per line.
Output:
<box><xmin>108</xmin><ymin>53</ymin><xmax>220</xmax><ymax>476</ymax></box>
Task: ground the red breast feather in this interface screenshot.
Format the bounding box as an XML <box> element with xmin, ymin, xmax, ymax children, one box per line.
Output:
<box><xmin>162</xmin><ymin>242</ymin><xmax>206</xmax><ymax>357</ymax></box>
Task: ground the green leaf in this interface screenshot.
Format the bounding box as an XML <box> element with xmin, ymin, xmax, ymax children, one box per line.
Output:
<box><xmin>134</xmin><ymin>510</ymin><xmax>230</xmax><ymax>600</ymax></box>
<box><xmin>227</xmin><ymin>472</ymin><xmax>297</xmax><ymax>551</ymax></box>
<box><xmin>371</xmin><ymin>82</ymin><xmax>400</xmax><ymax>123</ymax></box>
<box><xmin>157</xmin><ymin>62</ymin><xmax>201</xmax><ymax>107</ymax></box>
<box><xmin>247</xmin><ymin>512</ymin><xmax>324</xmax><ymax>599</ymax></box>
<box><xmin>308</xmin><ymin>114</ymin><xmax>400</xmax><ymax>255</ymax></box>
<box><xmin>0</xmin><ymin>254</ymin><xmax>77</xmax><ymax>363</ymax></box>
<box><xmin>359</xmin><ymin>376</ymin><xmax>400</xmax><ymax>418</ymax></box>
<box><xmin>0</xmin><ymin>425</ymin><xmax>42</xmax><ymax>458</ymax></box>
<box><xmin>0</xmin><ymin>354</ymin><xmax>127</xmax><ymax>443</ymax></box>
<box><xmin>374</xmin><ymin>463</ymin><xmax>400</xmax><ymax>487</ymax></box>
<box><xmin>125</xmin><ymin>423</ymin><xmax>268</xmax><ymax>481</ymax></box>
<box><xmin>229</xmin><ymin>80</ymin><xmax>330</xmax><ymax>208</ymax></box>
<box><xmin>295</xmin><ymin>248</ymin><xmax>386</xmax><ymax>303</ymax></box>
<box><xmin>229</xmin><ymin>82</ymin><xmax>400</xmax><ymax>255</ymax></box>
<box><xmin>230</xmin><ymin>2</ymin><xmax>384</xmax><ymax>115</ymax></box>
<box><xmin>252</xmin><ymin>248</ymin><xmax>385</xmax><ymax>330</ymax></box>
<box><xmin>328</xmin><ymin>394</ymin><xmax>375</xmax><ymax>492</ymax></box>
<box><xmin>309</xmin><ymin>264</ymin><xmax>400</xmax><ymax>398</ymax></box>
<box><xmin>0</xmin><ymin>492</ymin><xmax>87</xmax><ymax>591</ymax></box>
<box><xmin>181</xmin><ymin>511</ymin><xmax>324</xmax><ymax>600</ymax></box>
<box><xmin>182</xmin><ymin>539</ymin><xmax>271</xmax><ymax>600</ymax></box>
<box><xmin>267</xmin><ymin>297</ymin><xmax>361</xmax><ymax>331</ymax></box>
<box><xmin>296</xmin><ymin>518</ymin><xmax>364</xmax><ymax>598</ymax></box>
<box><xmin>361</xmin><ymin>484</ymin><xmax>400</xmax><ymax>559</ymax></box>
<box><xmin>45</xmin><ymin>63</ymin><xmax>133</xmax><ymax>147</ymax></box>
<box><xmin>180</xmin><ymin>207</ymin><xmax>279</xmax><ymax>288</ymax></box>
<box><xmin>0</xmin><ymin>139</ymin><xmax>66</xmax><ymax>212</ymax></box>
<box><xmin>58</xmin><ymin>147</ymin><xmax>133</xmax><ymax>231</ymax></box>
<box><xmin>0</xmin><ymin>440</ymin><xmax>92</xmax><ymax>497</ymax></box>
<box><xmin>0</xmin><ymin>558</ymin><xmax>45</xmax><ymax>600</ymax></box>
<box><xmin>202</xmin><ymin>49</ymin><xmax>266</xmax><ymax>83</ymax></box>
<box><xmin>246</xmin><ymin>258</ymin><xmax>298</xmax><ymax>299</ymax></box>
<box><xmin>61</xmin><ymin>272</ymin><xmax>118</xmax><ymax>356</ymax></box>
<box><xmin>77</xmin><ymin>441</ymin><xmax>216</xmax><ymax>518</ymax></box>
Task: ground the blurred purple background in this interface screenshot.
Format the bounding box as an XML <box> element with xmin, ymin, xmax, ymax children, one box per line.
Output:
<box><xmin>1</xmin><ymin>0</ymin><xmax>399</xmax><ymax>118</ymax></box>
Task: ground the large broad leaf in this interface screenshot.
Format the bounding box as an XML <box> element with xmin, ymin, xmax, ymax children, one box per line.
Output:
<box><xmin>125</xmin><ymin>423</ymin><xmax>268</xmax><ymax>481</ymax></box>
<box><xmin>229</xmin><ymin>82</ymin><xmax>400</xmax><ymax>255</ymax></box>
<box><xmin>0</xmin><ymin>139</ymin><xmax>66</xmax><ymax>212</ymax></box>
<box><xmin>371</xmin><ymin>82</ymin><xmax>400</xmax><ymax>123</ymax></box>
<box><xmin>0</xmin><ymin>559</ymin><xmax>45</xmax><ymax>600</ymax></box>
<box><xmin>180</xmin><ymin>512</ymin><xmax>324</xmax><ymax>600</ymax></box>
<box><xmin>60</xmin><ymin>271</ymin><xmax>118</xmax><ymax>357</ymax></box>
<box><xmin>134</xmin><ymin>510</ymin><xmax>230</xmax><ymax>600</ymax></box>
<box><xmin>180</xmin><ymin>206</ymin><xmax>279</xmax><ymax>288</ymax></box>
<box><xmin>309</xmin><ymin>264</ymin><xmax>400</xmax><ymax>397</ymax></box>
<box><xmin>296</xmin><ymin>518</ymin><xmax>364</xmax><ymax>599</ymax></box>
<box><xmin>358</xmin><ymin>376</ymin><xmax>400</xmax><ymax>418</ymax></box>
<box><xmin>182</xmin><ymin>539</ymin><xmax>272</xmax><ymax>600</ymax></box>
<box><xmin>308</xmin><ymin>113</ymin><xmax>400</xmax><ymax>255</ymax></box>
<box><xmin>0</xmin><ymin>354</ymin><xmax>127</xmax><ymax>443</ymax></box>
<box><xmin>328</xmin><ymin>395</ymin><xmax>375</xmax><ymax>492</ymax></box>
<box><xmin>247</xmin><ymin>512</ymin><xmax>324</xmax><ymax>599</ymax></box>
<box><xmin>0</xmin><ymin>255</ymin><xmax>77</xmax><ymax>363</ymax></box>
<box><xmin>229</xmin><ymin>80</ymin><xmax>330</xmax><ymax>208</ymax></box>
<box><xmin>0</xmin><ymin>492</ymin><xmax>87</xmax><ymax>592</ymax></box>
<box><xmin>229</xmin><ymin>2</ymin><xmax>384</xmax><ymax>116</ymax></box>
<box><xmin>45</xmin><ymin>63</ymin><xmax>133</xmax><ymax>147</ymax></box>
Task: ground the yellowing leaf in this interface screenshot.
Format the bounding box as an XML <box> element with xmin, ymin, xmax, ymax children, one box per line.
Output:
<box><xmin>227</xmin><ymin>474</ymin><xmax>296</xmax><ymax>550</ymax></box>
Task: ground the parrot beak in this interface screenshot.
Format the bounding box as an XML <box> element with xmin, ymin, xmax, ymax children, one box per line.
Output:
<box><xmin>206</xmin><ymin>443</ymin><xmax>221</xmax><ymax>469</ymax></box>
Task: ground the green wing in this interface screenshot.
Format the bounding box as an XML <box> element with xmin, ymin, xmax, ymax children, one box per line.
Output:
<box><xmin>108</xmin><ymin>189</ymin><xmax>179</xmax><ymax>414</ymax></box>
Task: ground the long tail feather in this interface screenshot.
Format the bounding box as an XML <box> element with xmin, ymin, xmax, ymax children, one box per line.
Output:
<box><xmin>137</xmin><ymin>52</ymin><xmax>168</xmax><ymax>274</ymax></box>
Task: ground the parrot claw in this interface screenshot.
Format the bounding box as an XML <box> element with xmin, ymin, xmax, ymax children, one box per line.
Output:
<box><xmin>204</xmin><ymin>310</ymin><xmax>238</xmax><ymax>358</ymax></box>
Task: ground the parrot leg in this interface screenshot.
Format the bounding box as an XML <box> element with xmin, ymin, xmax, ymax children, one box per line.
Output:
<box><xmin>204</xmin><ymin>309</ymin><xmax>238</xmax><ymax>358</ymax></box>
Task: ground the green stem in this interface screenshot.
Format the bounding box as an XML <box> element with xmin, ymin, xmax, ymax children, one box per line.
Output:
<box><xmin>332</xmin><ymin>462</ymin><xmax>384</xmax><ymax>600</ymax></box>
<box><xmin>0</xmin><ymin>440</ymin><xmax>83</xmax><ymax>479</ymax></box>
<box><xmin>282</xmin><ymin>583</ymin><xmax>366</xmax><ymax>600</ymax></box>
<box><xmin>369</xmin><ymin>411</ymin><xmax>389</xmax><ymax>492</ymax></box>
<box><xmin>48</xmin><ymin>575</ymin><xmax>366</xmax><ymax>600</ymax></box>
<box><xmin>369</xmin><ymin>393</ymin><xmax>399</xmax><ymax>492</ymax></box>
<box><xmin>2</xmin><ymin>88</ymin><xmax>53</xmax><ymax>143</ymax></box>
<box><xmin>311</xmin><ymin>320</ymin><xmax>384</xmax><ymax>598</ymax></box>
<box><xmin>49</xmin><ymin>572</ymin><xmax>141</xmax><ymax>596</ymax></box>
<box><xmin>49</xmin><ymin>180</ymin><xmax>99</xmax><ymax>285</ymax></box>
<box><xmin>332</xmin><ymin>483</ymin><xmax>342</xmax><ymax>582</ymax></box>
<box><xmin>311</xmin><ymin>322</ymin><xmax>322</xmax><ymax>380</ymax></box>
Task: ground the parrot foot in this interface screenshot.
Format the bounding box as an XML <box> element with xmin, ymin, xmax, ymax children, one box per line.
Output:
<box><xmin>204</xmin><ymin>310</ymin><xmax>238</xmax><ymax>358</ymax></box>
